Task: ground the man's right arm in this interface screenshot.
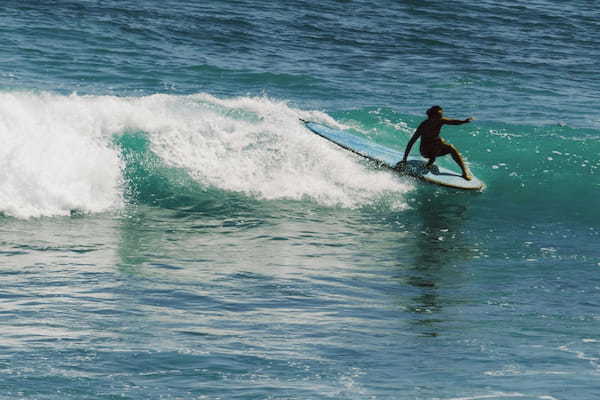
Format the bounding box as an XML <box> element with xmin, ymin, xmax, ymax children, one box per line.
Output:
<box><xmin>401</xmin><ymin>129</ymin><xmax>421</xmax><ymax>162</ymax></box>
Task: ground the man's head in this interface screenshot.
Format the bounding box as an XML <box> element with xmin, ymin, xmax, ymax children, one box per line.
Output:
<box><xmin>426</xmin><ymin>105</ymin><xmax>443</xmax><ymax>118</ymax></box>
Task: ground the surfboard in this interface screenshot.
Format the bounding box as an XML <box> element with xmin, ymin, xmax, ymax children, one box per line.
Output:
<box><xmin>302</xmin><ymin>120</ymin><xmax>484</xmax><ymax>190</ymax></box>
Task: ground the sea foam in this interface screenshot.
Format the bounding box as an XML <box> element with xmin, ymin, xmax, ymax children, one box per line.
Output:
<box><xmin>0</xmin><ymin>91</ymin><xmax>412</xmax><ymax>218</ymax></box>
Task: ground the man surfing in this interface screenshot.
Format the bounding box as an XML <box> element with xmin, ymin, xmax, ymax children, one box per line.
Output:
<box><xmin>396</xmin><ymin>106</ymin><xmax>474</xmax><ymax>180</ymax></box>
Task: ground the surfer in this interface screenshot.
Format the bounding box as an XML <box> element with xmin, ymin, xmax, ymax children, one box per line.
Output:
<box><xmin>396</xmin><ymin>105</ymin><xmax>474</xmax><ymax>180</ymax></box>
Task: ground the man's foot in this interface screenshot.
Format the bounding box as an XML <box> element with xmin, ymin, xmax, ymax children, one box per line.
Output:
<box><xmin>424</xmin><ymin>163</ymin><xmax>440</xmax><ymax>174</ymax></box>
<box><xmin>462</xmin><ymin>172</ymin><xmax>473</xmax><ymax>181</ymax></box>
<box><xmin>394</xmin><ymin>160</ymin><xmax>407</xmax><ymax>170</ymax></box>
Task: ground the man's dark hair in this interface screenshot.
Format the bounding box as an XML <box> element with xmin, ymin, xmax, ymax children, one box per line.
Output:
<box><xmin>426</xmin><ymin>105</ymin><xmax>442</xmax><ymax>117</ymax></box>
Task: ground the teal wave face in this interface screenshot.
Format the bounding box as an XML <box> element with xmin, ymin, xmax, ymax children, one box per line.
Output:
<box><xmin>114</xmin><ymin>131</ymin><xmax>249</xmax><ymax>214</ymax></box>
<box><xmin>115</xmin><ymin>131</ymin><xmax>195</xmax><ymax>207</ymax></box>
<box><xmin>332</xmin><ymin>108</ymin><xmax>600</xmax><ymax>223</ymax></box>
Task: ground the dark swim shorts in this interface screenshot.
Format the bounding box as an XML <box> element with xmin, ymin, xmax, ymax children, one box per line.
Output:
<box><xmin>420</xmin><ymin>138</ymin><xmax>452</xmax><ymax>159</ymax></box>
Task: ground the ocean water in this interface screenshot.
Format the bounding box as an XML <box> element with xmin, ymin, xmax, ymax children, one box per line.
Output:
<box><xmin>1</xmin><ymin>1</ymin><xmax>599</xmax><ymax>399</ymax></box>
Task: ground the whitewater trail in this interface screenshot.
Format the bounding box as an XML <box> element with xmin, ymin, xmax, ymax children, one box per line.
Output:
<box><xmin>0</xmin><ymin>92</ymin><xmax>412</xmax><ymax>218</ymax></box>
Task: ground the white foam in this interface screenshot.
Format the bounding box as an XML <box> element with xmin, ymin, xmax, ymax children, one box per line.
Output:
<box><xmin>136</xmin><ymin>93</ymin><xmax>413</xmax><ymax>208</ymax></box>
<box><xmin>0</xmin><ymin>91</ymin><xmax>123</xmax><ymax>218</ymax></box>
<box><xmin>0</xmin><ymin>91</ymin><xmax>412</xmax><ymax>218</ymax></box>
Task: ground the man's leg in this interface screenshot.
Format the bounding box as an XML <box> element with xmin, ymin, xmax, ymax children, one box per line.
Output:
<box><xmin>449</xmin><ymin>145</ymin><xmax>472</xmax><ymax>180</ymax></box>
<box><xmin>425</xmin><ymin>156</ymin><xmax>436</xmax><ymax>168</ymax></box>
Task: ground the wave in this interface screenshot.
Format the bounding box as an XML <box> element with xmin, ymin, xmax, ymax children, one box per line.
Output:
<box><xmin>2</xmin><ymin>90</ymin><xmax>597</xmax><ymax>220</ymax></box>
<box><xmin>0</xmin><ymin>91</ymin><xmax>411</xmax><ymax>218</ymax></box>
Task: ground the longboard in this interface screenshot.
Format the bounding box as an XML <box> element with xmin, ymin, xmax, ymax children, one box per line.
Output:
<box><xmin>302</xmin><ymin>120</ymin><xmax>484</xmax><ymax>190</ymax></box>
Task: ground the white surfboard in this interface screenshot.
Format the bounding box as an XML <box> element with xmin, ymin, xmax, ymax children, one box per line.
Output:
<box><xmin>303</xmin><ymin>120</ymin><xmax>484</xmax><ymax>191</ymax></box>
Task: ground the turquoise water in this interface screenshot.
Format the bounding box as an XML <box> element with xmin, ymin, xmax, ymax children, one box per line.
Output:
<box><xmin>1</xmin><ymin>1</ymin><xmax>599</xmax><ymax>399</ymax></box>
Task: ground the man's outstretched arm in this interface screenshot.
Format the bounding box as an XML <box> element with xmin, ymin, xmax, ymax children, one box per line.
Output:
<box><xmin>442</xmin><ymin>117</ymin><xmax>474</xmax><ymax>125</ymax></box>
